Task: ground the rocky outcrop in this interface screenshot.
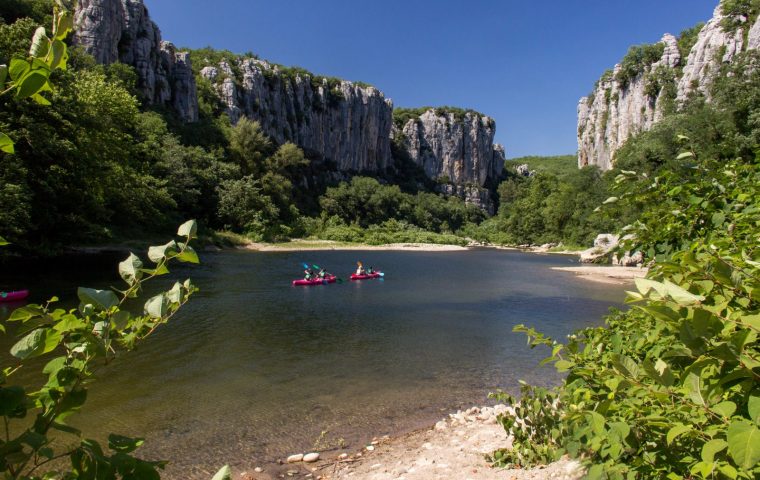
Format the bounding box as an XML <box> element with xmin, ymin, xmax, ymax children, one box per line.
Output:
<box><xmin>578</xmin><ymin>2</ymin><xmax>760</xmax><ymax>170</ymax></box>
<box><xmin>397</xmin><ymin>110</ymin><xmax>505</xmax><ymax>186</ymax></box>
<box><xmin>579</xmin><ymin>234</ymin><xmax>620</xmax><ymax>264</ymax></box>
<box><xmin>578</xmin><ymin>34</ymin><xmax>680</xmax><ymax>171</ymax></box>
<box><xmin>73</xmin><ymin>0</ymin><xmax>198</xmax><ymax>122</ymax></box>
<box><xmin>394</xmin><ymin>109</ymin><xmax>505</xmax><ymax>211</ymax></box>
<box><xmin>201</xmin><ymin>61</ymin><xmax>505</xmax><ymax>210</ymax></box>
<box><xmin>677</xmin><ymin>5</ymin><xmax>746</xmax><ymax>102</ymax></box>
<box><xmin>74</xmin><ymin>0</ymin><xmax>505</xmax><ymax>211</ymax></box>
<box><xmin>201</xmin><ymin>59</ymin><xmax>392</xmax><ymax>172</ymax></box>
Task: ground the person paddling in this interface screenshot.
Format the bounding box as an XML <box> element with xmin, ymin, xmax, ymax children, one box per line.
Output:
<box><xmin>355</xmin><ymin>261</ymin><xmax>366</xmax><ymax>276</ymax></box>
<box><xmin>317</xmin><ymin>267</ymin><xmax>327</xmax><ymax>279</ymax></box>
<box><xmin>304</xmin><ymin>266</ymin><xmax>315</xmax><ymax>280</ymax></box>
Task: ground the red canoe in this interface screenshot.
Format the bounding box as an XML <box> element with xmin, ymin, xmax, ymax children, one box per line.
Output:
<box><xmin>292</xmin><ymin>275</ymin><xmax>336</xmax><ymax>286</ymax></box>
<box><xmin>350</xmin><ymin>272</ymin><xmax>383</xmax><ymax>281</ymax></box>
<box><xmin>0</xmin><ymin>290</ymin><xmax>29</xmax><ymax>303</ymax></box>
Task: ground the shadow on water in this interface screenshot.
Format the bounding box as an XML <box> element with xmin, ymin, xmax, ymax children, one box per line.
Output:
<box><xmin>0</xmin><ymin>248</ymin><xmax>626</xmax><ymax>478</ymax></box>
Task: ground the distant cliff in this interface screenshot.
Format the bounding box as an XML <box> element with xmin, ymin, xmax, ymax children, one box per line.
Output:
<box><xmin>393</xmin><ymin>108</ymin><xmax>506</xmax><ymax>213</ymax></box>
<box><xmin>578</xmin><ymin>1</ymin><xmax>760</xmax><ymax>170</ymax></box>
<box><xmin>197</xmin><ymin>56</ymin><xmax>506</xmax><ymax>210</ymax></box>
<box><xmin>72</xmin><ymin>0</ymin><xmax>505</xmax><ymax>211</ymax></box>
<box><xmin>73</xmin><ymin>0</ymin><xmax>198</xmax><ymax>122</ymax></box>
<box><xmin>199</xmin><ymin>60</ymin><xmax>393</xmax><ymax>173</ymax></box>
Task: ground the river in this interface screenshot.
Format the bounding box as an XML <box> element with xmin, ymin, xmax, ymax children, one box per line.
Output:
<box><xmin>0</xmin><ymin>248</ymin><xmax>627</xmax><ymax>478</ymax></box>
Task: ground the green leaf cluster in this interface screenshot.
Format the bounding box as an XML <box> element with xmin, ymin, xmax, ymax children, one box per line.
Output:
<box><xmin>0</xmin><ymin>2</ymin><xmax>73</xmax><ymax>153</ymax></box>
<box><xmin>0</xmin><ymin>222</ymin><xmax>234</xmax><ymax>479</ymax></box>
<box><xmin>493</xmin><ymin>146</ymin><xmax>760</xmax><ymax>477</ymax></box>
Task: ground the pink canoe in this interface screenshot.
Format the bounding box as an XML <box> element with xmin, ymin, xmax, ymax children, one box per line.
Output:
<box><xmin>350</xmin><ymin>272</ymin><xmax>383</xmax><ymax>281</ymax></box>
<box><xmin>292</xmin><ymin>275</ymin><xmax>336</xmax><ymax>286</ymax></box>
<box><xmin>0</xmin><ymin>290</ymin><xmax>29</xmax><ymax>303</ymax></box>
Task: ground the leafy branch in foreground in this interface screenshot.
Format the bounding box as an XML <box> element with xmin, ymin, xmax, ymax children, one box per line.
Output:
<box><xmin>0</xmin><ymin>0</ymin><xmax>75</xmax><ymax>154</ymax></box>
<box><xmin>0</xmin><ymin>220</ymin><xmax>230</xmax><ymax>479</ymax></box>
<box><xmin>491</xmin><ymin>150</ymin><xmax>760</xmax><ymax>479</ymax></box>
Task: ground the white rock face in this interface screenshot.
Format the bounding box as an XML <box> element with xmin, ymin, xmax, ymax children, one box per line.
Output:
<box><xmin>577</xmin><ymin>34</ymin><xmax>680</xmax><ymax>171</ymax></box>
<box><xmin>399</xmin><ymin>110</ymin><xmax>504</xmax><ymax>187</ymax></box>
<box><xmin>578</xmin><ymin>1</ymin><xmax>760</xmax><ymax>170</ymax></box>
<box><xmin>677</xmin><ymin>5</ymin><xmax>745</xmax><ymax>103</ymax></box>
<box><xmin>396</xmin><ymin>109</ymin><xmax>505</xmax><ymax>212</ymax></box>
<box><xmin>73</xmin><ymin>0</ymin><xmax>198</xmax><ymax>122</ymax></box>
<box><xmin>201</xmin><ymin>58</ymin><xmax>393</xmax><ymax>173</ymax></box>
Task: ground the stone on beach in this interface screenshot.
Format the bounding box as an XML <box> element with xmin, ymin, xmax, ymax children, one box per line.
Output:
<box><xmin>286</xmin><ymin>453</ymin><xmax>304</xmax><ymax>463</ymax></box>
<box><xmin>303</xmin><ymin>452</ymin><xmax>320</xmax><ymax>463</ymax></box>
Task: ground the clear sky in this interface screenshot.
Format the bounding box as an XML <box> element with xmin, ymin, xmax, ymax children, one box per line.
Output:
<box><xmin>147</xmin><ymin>0</ymin><xmax>718</xmax><ymax>158</ymax></box>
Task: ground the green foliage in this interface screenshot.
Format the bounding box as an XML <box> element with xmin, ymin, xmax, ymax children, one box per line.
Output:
<box><xmin>313</xmin><ymin>217</ymin><xmax>468</xmax><ymax>246</ymax></box>
<box><xmin>493</xmin><ymin>122</ymin><xmax>760</xmax><ymax>478</ymax></box>
<box><xmin>0</xmin><ymin>222</ymin><xmax>235</xmax><ymax>479</ymax></box>
<box><xmin>615</xmin><ymin>42</ymin><xmax>666</xmax><ymax>89</ymax></box>
<box><xmin>472</xmin><ymin>166</ymin><xmax>615</xmax><ymax>246</ymax></box>
<box><xmin>0</xmin><ymin>2</ymin><xmax>74</xmax><ymax>154</ymax></box>
<box><xmin>615</xmin><ymin>50</ymin><xmax>760</xmax><ymax>176</ymax></box>
<box><xmin>506</xmin><ymin>155</ymin><xmax>577</xmax><ymax>178</ymax></box>
<box><xmin>228</xmin><ymin>117</ymin><xmax>273</xmax><ymax>176</ymax></box>
<box><xmin>392</xmin><ymin>106</ymin><xmax>486</xmax><ymax>129</ymax></box>
<box><xmin>392</xmin><ymin>107</ymin><xmax>430</xmax><ymax>129</ymax></box>
<box><xmin>318</xmin><ymin>176</ymin><xmax>485</xmax><ymax>234</ymax></box>
<box><xmin>720</xmin><ymin>0</ymin><xmax>760</xmax><ymax>33</ymax></box>
<box><xmin>0</xmin><ymin>0</ymin><xmax>52</xmax><ymax>26</ymax></box>
<box><xmin>644</xmin><ymin>65</ymin><xmax>677</xmax><ymax>105</ymax></box>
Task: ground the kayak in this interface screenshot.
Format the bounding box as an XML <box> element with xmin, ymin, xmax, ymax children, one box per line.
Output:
<box><xmin>292</xmin><ymin>275</ymin><xmax>336</xmax><ymax>286</ymax></box>
<box><xmin>350</xmin><ymin>272</ymin><xmax>383</xmax><ymax>281</ymax></box>
<box><xmin>0</xmin><ymin>290</ymin><xmax>29</xmax><ymax>303</ymax></box>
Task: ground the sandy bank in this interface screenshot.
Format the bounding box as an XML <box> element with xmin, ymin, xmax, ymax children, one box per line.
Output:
<box><xmin>551</xmin><ymin>265</ymin><xmax>648</xmax><ymax>284</ymax></box>
<box><xmin>242</xmin><ymin>406</ymin><xmax>583</xmax><ymax>480</ymax></box>
<box><xmin>243</xmin><ymin>240</ymin><xmax>469</xmax><ymax>252</ymax></box>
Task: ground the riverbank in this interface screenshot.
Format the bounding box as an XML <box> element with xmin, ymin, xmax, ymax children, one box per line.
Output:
<box><xmin>242</xmin><ymin>405</ymin><xmax>584</xmax><ymax>480</ymax></box>
<box><xmin>551</xmin><ymin>265</ymin><xmax>648</xmax><ymax>284</ymax></box>
<box><xmin>243</xmin><ymin>239</ymin><xmax>469</xmax><ymax>252</ymax></box>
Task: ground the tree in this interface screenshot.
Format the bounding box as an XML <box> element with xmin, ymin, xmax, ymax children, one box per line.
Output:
<box><xmin>228</xmin><ymin>118</ymin><xmax>272</xmax><ymax>176</ymax></box>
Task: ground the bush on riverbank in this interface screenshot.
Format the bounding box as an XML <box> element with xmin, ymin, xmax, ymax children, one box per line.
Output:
<box><xmin>492</xmin><ymin>150</ymin><xmax>760</xmax><ymax>477</ymax></box>
<box><xmin>304</xmin><ymin>216</ymin><xmax>468</xmax><ymax>246</ymax></box>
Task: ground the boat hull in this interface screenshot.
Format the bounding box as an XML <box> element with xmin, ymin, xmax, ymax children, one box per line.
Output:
<box><xmin>0</xmin><ymin>290</ymin><xmax>29</xmax><ymax>302</ymax></box>
<box><xmin>292</xmin><ymin>275</ymin><xmax>336</xmax><ymax>286</ymax></box>
<box><xmin>350</xmin><ymin>273</ymin><xmax>383</xmax><ymax>281</ymax></box>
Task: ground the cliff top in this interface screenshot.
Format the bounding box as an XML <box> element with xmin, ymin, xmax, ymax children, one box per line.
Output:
<box><xmin>187</xmin><ymin>45</ymin><xmax>375</xmax><ymax>91</ymax></box>
<box><xmin>393</xmin><ymin>106</ymin><xmax>492</xmax><ymax>129</ymax></box>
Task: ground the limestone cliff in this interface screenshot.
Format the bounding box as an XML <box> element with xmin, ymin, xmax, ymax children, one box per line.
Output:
<box><xmin>73</xmin><ymin>0</ymin><xmax>199</xmax><ymax>122</ymax></box>
<box><xmin>199</xmin><ymin>60</ymin><xmax>506</xmax><ymax>210</ymax></box>
<box><xmin>396</xmin><ymin>109</ymin><xmax>505</xmax><ymax>187</ymax></box>
<box><xmin>73</xmin><ymin>0</ymin><xmax>505</xmax><ymax>212</ymax></box>
<box><xmin>200</xmin><ymin>59</ymin><xmax>393</xmax><ymax>173</ymax></box>
<box><xmin>578</xmin><ymin>1</ymin><xmax>760</xmax><ymax>170</ymax></box>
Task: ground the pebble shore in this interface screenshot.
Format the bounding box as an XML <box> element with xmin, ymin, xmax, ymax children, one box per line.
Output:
<box><xmin>239</xmin><ymin>405</ymin><xmax>584</xmax><ymax>480</ymax></box>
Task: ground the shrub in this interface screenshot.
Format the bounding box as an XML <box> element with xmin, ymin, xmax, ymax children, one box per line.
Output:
<box><xmin>615</xmin><ymin>42</ymin><xmax>666</xmax><ymax>89</ymax></box>
<box><xmin>491</xmin><ymin>147</ymin><xmax>760</xmax><ymax>479</ymax></box>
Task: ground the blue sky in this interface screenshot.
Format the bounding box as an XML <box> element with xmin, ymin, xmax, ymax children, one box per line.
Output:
<box><xmin>148</xmin><ymin>0</ymin><xmax>718</xmax><ymax>158</ymax></box>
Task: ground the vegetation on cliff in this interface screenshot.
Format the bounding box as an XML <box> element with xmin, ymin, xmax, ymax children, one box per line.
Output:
<box><xmin>392</xmin><ymin>106</ymin><xmax>488</xmax><ymax>129</ymax></box>
<box><xmin>0</xmin><ymin>6</ymin><xmax>486</xmax><ymax>254</ymax></box>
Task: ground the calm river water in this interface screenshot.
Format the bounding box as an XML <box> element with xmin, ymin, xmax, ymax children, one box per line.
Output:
<box><xmin>0</xmin><ymin>248</ymin><xmax>627</xmax><ymax>478</ymax></box>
